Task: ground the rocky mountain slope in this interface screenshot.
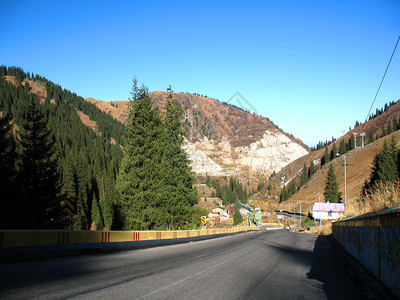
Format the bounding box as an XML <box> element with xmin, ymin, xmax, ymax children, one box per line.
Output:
<box><xmin>86</xmin><ymin>92</ymin><xmax>310</xmax><ymax>177</ymax></box>
<box><xmin>276</xmin><ymin>130</ymin><xmax>400</xmax><ymax>213</ymax></box>
<box><xmin>258</xmin><ymin>98</ymin><xmax>400</xmax><ymax>212</ymax></box>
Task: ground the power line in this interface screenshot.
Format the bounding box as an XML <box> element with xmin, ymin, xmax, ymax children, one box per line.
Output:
<box><xmin>365</xmin><ymin>35</ymin><xmax>400</xmax><ymax>123</ymax></box>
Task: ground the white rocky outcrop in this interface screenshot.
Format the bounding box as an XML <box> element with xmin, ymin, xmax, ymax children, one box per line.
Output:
<box><xmin>183</xmin><ymin>130</ymin><xmax>309</xmax><ymax>177</ymax></box>
<box><xmin>237</xmin><ymin>130</ymin><xmax>309</xmax><ymax>174</ymax></box>
<box><xmin>182</xmin><ymin>140</ymin><xmax>224</xmax><ymax>175</ymax></box>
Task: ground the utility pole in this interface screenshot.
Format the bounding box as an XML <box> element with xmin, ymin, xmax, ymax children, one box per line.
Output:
<box><xmin>292</xmin><ymin>204</ymin><xmax>295</xmax><ymax>226</ymax></box>
<box><xmin>299</xmin><ymin>202</ymin><xmax>302</xmax><ymax>228</ymax></box>
<box><xmin>360</xmin><ymin>133</ymin><xmax>366</xmax><ymax>147</ymax></box>
<box><xmin>336</xmin><ymin>153</ymin><xmax>348</xmax><ymax>203</ymax></box>
<box><xmin>353</xmin><ymin>132</ymin><xmax>358</xmax><ymax>149</ymax></box>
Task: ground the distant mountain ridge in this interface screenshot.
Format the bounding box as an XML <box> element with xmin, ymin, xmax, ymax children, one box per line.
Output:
<box><xmin>86</xmin><ymin>92</ymin><xmax>310</xmax><ymax>177</ymax></box>
<box><xmin>1</xmin><ymin>65</ymin><xmax>310</xmax><ymax>181</ymax></box>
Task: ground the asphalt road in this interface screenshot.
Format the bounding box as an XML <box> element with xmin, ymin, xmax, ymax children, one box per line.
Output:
<box><xmin>0</xmin><ymin>230</ymin><xmax>362</xmax><ymax>299</ymax></box>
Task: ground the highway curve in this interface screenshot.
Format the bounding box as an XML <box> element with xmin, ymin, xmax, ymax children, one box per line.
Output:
<box><xmin>0</xmin><ymin>230</ymin><xmax>362</xmax><ymax>299</ymax></box>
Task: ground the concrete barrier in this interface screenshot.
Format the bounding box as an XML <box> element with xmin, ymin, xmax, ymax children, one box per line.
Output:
<box><xmin>332</xmin><ymin>206</ymin><xmax>400</xmax><ymax>298</ymax></box>
<box><xmin>0</xmin><ymin>227</ymin><xmax>259</xmax><ymax>262</ymax></box>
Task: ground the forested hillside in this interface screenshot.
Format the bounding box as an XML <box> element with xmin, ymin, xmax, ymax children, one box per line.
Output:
<box><xmin>0</xmin><ymin>66</ymin><xmax>125</xmax><ymax>230</ymax></box>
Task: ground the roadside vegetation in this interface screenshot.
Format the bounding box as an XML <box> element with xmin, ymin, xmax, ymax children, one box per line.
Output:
<box><xmin>345</xmin><ymin>181</ymin><xmax>400</xmax><ymax>218</ymax></box>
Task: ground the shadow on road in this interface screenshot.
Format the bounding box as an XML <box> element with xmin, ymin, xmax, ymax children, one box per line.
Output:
<box><xmin>306</xmin><ymin>235</ymin><xmax>360</xmax><ymax>299</ymax></box>
<box><xmin>261</xmin><ymin>233</ymin><xmax>360</xmax><ymax>299</ymax></box>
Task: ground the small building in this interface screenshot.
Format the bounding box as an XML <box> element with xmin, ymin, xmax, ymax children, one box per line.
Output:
<box><xmin>212</xmin><ymin>206</ymin><xmax>226</xmax><ymax>215</ymax></box>
<box><xmin>312</xmin><ymin>202</ymin><xmax>345</xmax><ymax>220</ymax></box>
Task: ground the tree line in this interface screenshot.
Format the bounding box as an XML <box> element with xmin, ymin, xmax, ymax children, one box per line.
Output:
<box><xmin>323</xmin><ymin>136</ymin><xmax>400</xmax><ymax>203</ymax></box>
<box><xmin>205</xmin><ymin>176</ymin><xmax>249</xmax><ymax>205</ymax></box>
<box><xmin>312</xmin><ymin>100</ymin><xmax>398</xmax><ymax>152</ymax></box>
<box><xmin>0</xmin><ymin>66</ymin><xmax>204</xmax><ymax>230</ymax></box>
<box><xmin>363</xmin><ymin>137</ymin><xmax>400</xmax><ymax>194</ymax></box>
<box><xmin>0</xmin><ymin>66</ymin><xmax>125</xmax><ymax>229</ymax></box>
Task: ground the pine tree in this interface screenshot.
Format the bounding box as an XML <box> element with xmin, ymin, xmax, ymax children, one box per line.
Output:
<box><xmin>370</xmin><ymin>139</ymin><xmax>398</xmax><ymax>186</ymax></box>
<box><xmin>387</xmin><ymin>122</ymin><xmax>393</xmax><ymax>135</ymax></box>
<box><xmin>330</xmin><ymin>143</ymin><xmax>337</xmax><ymax>160</ymax></box>
<box><xmin>389</xmin><ymin>136</ymin><xmax>398</xmax><ymax>161</ymax></box>
<box><xmin>309</xmin><ymin>161</ymin><xmax>316</xmax><ymax>178</ymax></box>
<box><xmin>99</xmin><ymin>176</ymin><xmax>116</xmax><ymax>230</ymax></box>
<box><xmin>288</xmin><ymin>181</ymin><xmax>296</xmax><ymax>195</ymax></box>
<box><xmin>116</xmin><ymin>80</ymin><xmax>164</xmax><ymax>230</ymax></box>
<box><xmin>368</xmin><ymin>131</ymin><xmax>375</xmax><ymax>144</ymax></box>
<box><xmin>339</xmin><ymin>139</ymin><xmax>347</xmax><ymax>154</ymax></box>
<box><xmin>324</xmin><ymin>164</ymin><xmax>340</xmax><ymax>203</ymax></box>
<box><xmin>91</xmin><ymin>194</ymin><xmax>103</xmax><ymax>230</ymax></box>
<box><xmin>0</xmin><ymin>113</ymin><xmax>17</xmax><ymax>228</ymax></box>
<box><xmin>116</xmin><ymin>82</ymin><xmax>200</xmax><ymax>230</ymax></box>
<box><xmin>233</xmin><ymin>209</ymin><xmax>243</xmax><ymax>225</ymax></box>
<box><xmin>323</xmin><ymin>147</ymin><xmax>330</xmax><ymax>165</ymax></box>
<box><xmin>158</xmin><ymin>88</ymin><xmax>199</xmax><ymax>229</ymax></box>
<box><xmin>17</xmin><ymin>96</ymin><xmax>63</xmax><ymax>228</ymax></box>
<box><xmin>393</xmin><ymin>118</ymin><xmax>399</xmax><ymax>131</ymax></box>
<box><xmin>300</xmin><ymin>163</ymin><xmax>308</xmax><ymax>187</ymax></box>
<box><xmin>349</xmin><ymin>135</ymin><xmax>355</xmax><ymax>150</ymax></box>
<box><xmin>279</xmin><ymin>186</ymin><xmax>287</xmax><ymax>203</ymax></box>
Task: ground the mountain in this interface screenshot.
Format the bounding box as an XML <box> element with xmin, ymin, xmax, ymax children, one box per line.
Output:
<box><xmin>260</xmin><ymin>98</ymin><xmax>400</xmax><ymax>213</ymax></box>
<box><xmin>86</xmin><ymin>92</ymin><xmax>310</xmax><ymax>178</ymax></box>
<box><xmin>0</xmin><ymin>66</ymin><xmax>312</xmax><ymax>228</ymax></box>
<box><xmin>0</xmin><ymin>66</ymin><xmax>125</xmax><ymax>230</ymax></box>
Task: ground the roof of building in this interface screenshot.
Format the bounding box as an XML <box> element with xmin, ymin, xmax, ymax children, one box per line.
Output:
<box><xmin>312</xmin><ymin>202</ymin><xmax>345</xmax><ymax>212</ymax></box>
<box><xmin>235</xmin><ymin>203</ymin><xmax>251</xmax><ymax>212</ymax></box>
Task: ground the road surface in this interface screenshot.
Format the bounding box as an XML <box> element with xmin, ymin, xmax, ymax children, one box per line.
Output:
<box><xmin>0</xmin><ymin>229</ymin><xmax>362</xmax><ymax>299</ymax></box>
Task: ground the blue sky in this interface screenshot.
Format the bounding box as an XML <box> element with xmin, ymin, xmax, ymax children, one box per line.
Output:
<box><xmin>1</xmin><ymin>0</ymin><xmax>399</xmax><ymax>146</ymax></box>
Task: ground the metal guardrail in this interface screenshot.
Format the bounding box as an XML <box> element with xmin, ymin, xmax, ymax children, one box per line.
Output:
<box><xmin>0</xmin><ymin>227</ymin><xmax>261</xmax><ymax>262</ymax></box>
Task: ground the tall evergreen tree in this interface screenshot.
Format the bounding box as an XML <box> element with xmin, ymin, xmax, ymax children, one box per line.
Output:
<box><xmin>98</xmin><ymin>175</ymin><xmax>117</xmax><ymax>230</ymax></box>
<box><xmin>309</xmin><ymin>161</ymin><xmax>316</xmax><ymax>178</ymax></box>
<box><xmin>116</xmin><ymin>82</ymin><xmax>200</xmax><ymax>230</ymax></box>
<box><xmin>116</xmin><ymin>80</ymin><xmax>164</xmax><ymax>230</ymax></box>
<box><xmin>233</xmin><ymin>209</ymin><xmax>243</xmax><ymax>225</ymax></box>
<box><xmin>330</xmin><ymin>143</ymin><xmax>337</xmax><ymax>160</ymax></box>
<box><xmin>323</xmin><ymin>147</ymin><xmax>330</xmax><ymax>165</ymax></box>
<box><xmin>389</xmin><ymin>136</ymin><xmax>398</xmax><ymax>161</ymax></box>
<box><xmin>324</xmin><ymin>164</ymin><xmax>340</xmax><ymax>203</ymax></box>
<box><xmin>17</xmin><ymin>96</ymin><xmax>63</xmax><ymax>228</ymax></box>
<box><xmin>300</xmin><ymin>163</ymin><xmax>308</xmax><ymax>187</ymax></box>
<box><xmin>368</xmin><ymin>131</ymin><xmax>375</xmax><ymax>144</ymax></box>
<box><xmin>288</xmin><ymin>181</ymin><xmax>296</xmax><ymax>195</ymax></box>
<box><xmin>0</xmin><ymin>113</ymin><xmax>17</xmax><ymax>228</ymax></box>
<box><xmin>349</xmin><ymin>134</ymin><xmax>355</xmax><ymax>150</ymax></box>
<box><xmin>339</xmin><ymin>139</ymin><xmax>347</xmax><ymax>154</ymax></box>
<box><xmin>158</xmin><ymin>88</ymin><xmax>199</xmax><ymax>229</ymax></box>
<box><xmin>279</xmin><ymin>186</ymin><xmax>287</xmax><ymax>203</ymax></box>
<box><xmin>387</xmin><ymin>122</ymin><xmax>393</xmax><ymax>135</ymax></box>
<box><xmin>393</xmin><ymin>118</ymin><xmax>399</xmax><ymax>132</ymax></box>
<box><xmin>370</xmin><ymin>139</ymin><xmax>398</xmax><ymax>186</ymax></box>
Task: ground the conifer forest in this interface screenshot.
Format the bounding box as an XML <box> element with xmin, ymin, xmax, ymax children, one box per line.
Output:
<box><xmin>0</xmin><ymin>66</ymin><xmax>204</xmax><ymax>230</ymax></box>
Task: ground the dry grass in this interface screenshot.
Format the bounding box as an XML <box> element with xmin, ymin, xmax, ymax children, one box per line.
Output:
<box><xmin>344</xmin><ymin>181</ymin><xmax>400</xmax><ymax>218</ymax></box>
<box><xmin>309</xmin><ymin>220</ymin><xmax>332</xmax><ymax>235</ymax></box>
